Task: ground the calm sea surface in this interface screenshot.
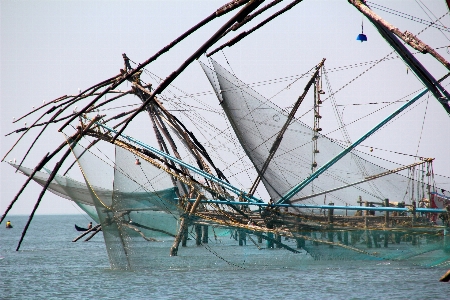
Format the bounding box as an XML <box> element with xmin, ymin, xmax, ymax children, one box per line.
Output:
<box><xmin>1</xmin><ymin>215</ymin><xmax>449</xmax><ymax>299</ymax></box>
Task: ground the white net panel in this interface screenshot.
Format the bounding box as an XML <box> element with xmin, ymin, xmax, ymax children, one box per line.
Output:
<box><xmin>200</xmin><ymin>59</ymin><xmax>437</xmax><ymax>210</ymax></box>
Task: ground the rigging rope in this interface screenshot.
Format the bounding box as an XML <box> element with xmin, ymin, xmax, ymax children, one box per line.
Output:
<box><xmin>414</xmin><ymin>0</ymin><xmax>450</xmax><ymax>41</ymax></box>
<box><xmin>366</xmin><ymin>1</ymin><xmax>450</xmax><ymax>33</ymax></box>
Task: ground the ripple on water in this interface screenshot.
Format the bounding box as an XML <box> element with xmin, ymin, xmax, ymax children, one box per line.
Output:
<box><xmin>1</xmin><ymin>215</ymin><xmax>449</xmax><ymax>299</ymax></box>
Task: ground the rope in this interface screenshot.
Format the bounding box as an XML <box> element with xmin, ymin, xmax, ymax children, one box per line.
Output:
<box><xmin>414</xmin><ymin>94</ymin><xmax>430</xmax><ymax>158</ymax></box>
<box><xmin>366</xmin><ymin>1</ymin><xmax>450</xmax><ymax>33</ymax></box>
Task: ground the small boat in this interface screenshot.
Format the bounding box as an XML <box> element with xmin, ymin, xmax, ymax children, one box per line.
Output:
<box><xmin>75</xmin><ymin>224</ymin><xmax>89</xmax><ymax>232</ymax></box>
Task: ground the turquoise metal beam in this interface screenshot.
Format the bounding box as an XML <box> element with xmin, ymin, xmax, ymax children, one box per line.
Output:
<box><xmin>94</xmin><ymin>122</ymin><xmax>264</xmax><ymax>203</ymax></box>
<box><xmin>277</xmin><ymin>88</ymin><xmax>429</xmax><ymax>204</ymax></box>
<box><xmin>185</xmin><ymin>199</ymin><xmax>447</xmax><ymax>213</ymax></box>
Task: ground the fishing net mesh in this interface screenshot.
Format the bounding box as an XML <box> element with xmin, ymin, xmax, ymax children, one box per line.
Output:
<box><xmin>200</xmin><ymin>59</ymin><xmax>439</xmax><ymax>209</ymax></box>
<box><xmin>15</xmin><ymin>135</ymin><xmax>450</xmax><ymax>269</ymax></box>
<box><xmin>197</xmin><ymin>58</ymin><xmax>450</xmax><ymax>266</ymax></box>
<box><xmin>12</xmin><ymin>164</ymin><xmax>101</xmax><ymax>222</ymax></box>
<box><xmin>58</xmin><ymin>58</ymin><xmax>450</xmax><ymax>269</ymax></box>
<box><xmin>70</xmin><ymin>138</ymin><xmax>286</xmax><ymax>269</ymax></box>
<box><xmin>66</xmin><ymin>132</ymin><xmax>450</xmax><ymax>269</ymax></box>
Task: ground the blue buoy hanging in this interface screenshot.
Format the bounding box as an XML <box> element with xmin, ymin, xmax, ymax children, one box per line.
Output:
<box><xmin>356</xmin><ymin>20</ymin><xmax>367</xmax><ymax>42</ymax></box>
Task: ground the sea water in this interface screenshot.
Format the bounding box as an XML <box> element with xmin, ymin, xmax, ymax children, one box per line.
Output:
<box><xmin>1</xmin><ymin>215</ymin><xmax>449</xmax><ymax>299</ymax></box>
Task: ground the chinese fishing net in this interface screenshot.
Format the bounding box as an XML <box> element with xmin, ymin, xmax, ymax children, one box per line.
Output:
<box><xmin>68</xmin><ymin>135</ymin><xmax>319</xmax><ymax>270</ymax></box>
<box><xmin>200</xmin><ymin>58</ymin><xmax>450</xmax><ymax>266</ymax></box>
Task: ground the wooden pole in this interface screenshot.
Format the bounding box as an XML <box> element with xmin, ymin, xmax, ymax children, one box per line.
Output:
<box><xmin>328</xmin><ymin>202</ymin><xmax>334</xmax><ymax>223</ymax></box>
<box><xmin>84</xmin><ymin>225</ymin><xmax>102</xmax><ymax>242</ymax></box>
<box><xmin>202</xmin><ymin>225</ymin><xmax>209</xmax><ymax>243</ymax></box>
<box><xmin>181</xmin><ymin>225</ymin><xmax>188</xmax><ymax>247</ymax></box>
<box><xmin>296</xmin><ymin>237</ymin><xmax>305</xmax><ymax>249</ymax></box>
<box><xmin>208</xmin><ymin>0</ymin><xmax>305</xmax><ymax>57</ymax></box>
<box><xmin>439</xmin><ymin>270</ymin><xmax>450</xmax><ymax>282</ymax></box>
<box><xmin>16</xmin><ymin>150</ymin><xmax>71</xmax><ymax>251</ymax></box>
<box><xmin>72</xmin><ymin>224</ymin><xmax>100</xmax><ymax>242</ymax></box>
<box><xmin>58</xmin><ymin>0</ymin><xmax>244</xmax><ymax>133</ymax></box>
<box><xmin>170</xmin><ymin>194</ymin><xmax>204</xmax><ymax>256</ymax></box>
<box><xmin>384</xmin><ymin>198</ymin><xmax>390</xmax><ymax>227</ymax></box>
<box><xmin>266</xmin><ymin>223</ymin><xmax>274</xmax><ymax>248</ymax></box>
<box><xmin>195</xmin><ymin>225</ymin><xmax>202</xmax><ymax>246</ymax></box>
<box><xmin>111</xmin><ymin>0</ymin><xmax>263</xmax><ymax>141</ymax></box>
<box><xmin>327</xmin><ymin>231</ymin><xmax>334</xmax><ymax>248</ymax></box>
<box><xmin>15</xmin><ymin>117</ymin><xmax>101</xmax><ymax>251</ymax></box>
<box><xmin>258</xmin><ymin>233</ymin><xmax>300</xmax><ymax>253</ymax></box>
<box><xmin>275</xmin><ymin>234</ymin><xmax>281</xmax><ymax>248</ymax></box>
<box><xmin>0</xmin><ymin>153</ymin><xmax>49</xmax><ymax>224</ymax></box>
<box><xmin>348</xmin><ymin>0</ymin><xmax>450</xmax><ymax>71</ymax></box>
<box><xmin>248</xmin><ymin>58</ymin><xmax>325</xmax><ymax>196</ymax></box>
<box><xmin>366</xmin><ymin>231</ymin><xmax>373</xmax><ymax>249</ymax></box>
<box><xmin>364</xmin><ymin>201</ymin><xmax>369</xmax><ymax>228</ymax></box>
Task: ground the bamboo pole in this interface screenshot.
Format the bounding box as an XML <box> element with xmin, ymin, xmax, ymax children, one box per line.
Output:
<box><xmin>208</xmin><ymin>0</ymin><xmax>304</xmax><ymax>56</ymax></box>
<box><xmin>59</xmin><ymin>0</ymin><xmax>249</xmax><ymax>133</ymax></box>
<box><xmin>248</xmin><ymin>58</ymin><xmax>325</xmax><ymax>196</ymax></box>
<box><xmin>348</xmin><ymin>0</ymin><xmax>450</xmax><ymax>71</ymax></box>
<box><xmin>224</xmin><ymin>0</ymin><xmax>283</xmax><ymax>34</ymax></box>
<box><xmin>202</xmin><ymin>225</ymin><xmax>209</xmax><ymax>243</ymax></box>
<box><xmin>15</xmin><ymin>109</ymin><xmax>63</xmax><ymax>172</ymax></box>
<box><xmin>439</xmin><ymin>270</ymin><xmax>450</xmax><ymax>282</ymax></box>
<box><xmin>3</xmin><ymin>76</ymin><xmax>120</xmax><ymax>164</ymax></box>
<box><xmin>84</xmin><ymin>225</ymin><xmax>102</xmax><ymax>242</ymax></box>
<box><xmin>195</xmin><ymin>225</ymin><xmax>202</xmax><ymax>246</ymax></box>
<box><xmin>12</xmin><ymin>74</ymin><xmax>120</xmax><ymax>125</ymax></box>
<box><xmin>15</xmin><ymin>116</ymin><xmax>101</xmax><ymax>251</ymax></box>
<box><xmin>111</xmin><ymin>0</ymin><xmax>264</xmax><ymax>141</ymax></box>
<box><xmin>384</xmin><ymin>198</ymin><xmax>390</xmax><ymax>227</ymax></box>
<box><xmin>0</xmin><ymin>153</ymin><xmax>49</xmax><ymax>224</ymax></box>
<box><xmin>170</xmin><ymin>194</ymin><xmax>204</xmax><ymax>256</ymax></box>
<box><xmin>348</xmin><ymin>0</ymin><xmax>450</xmax><ymax>115</ymax></box>
<box><xmin>72</xmin><ymin>224</ymin><xmax>101</xmax><ymax>242</ymax></box>
<box><xmin>0</xmin><ymin>128</ymin><xmax>81</xmax><ymax>225</ymax></box>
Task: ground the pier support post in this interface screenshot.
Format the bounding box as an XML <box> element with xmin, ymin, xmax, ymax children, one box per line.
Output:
<box><xmin>395</xmin><ymin>232</ymin><xmax>401</xmax><ymax>244</ymax></box>
<box><xmin>412</xmin><ymin>235</ymin><xmax>417</xmax><ymax>246</ymax></box>
<box><xmin>258</xmin><ymin>234</ymin><xmax>263</xmax><ymax>243</ymax></box>
<box><xmin>170</xmin><ymin>194</ymin><xmax>203</xmax><ymax>256</ymax></box>
<box><xmin>343</xmin><ymin>231</ymin><xmax>349</xmax><ymax>245</ymax></box>
<box><xmin>328</xmin><ymin>202</ymin><xmax>334</xmax><ymax>223</ymax></box>
<box><xmin>296</xmin><ymin>237</ymin><xmax>305</xmax><ymax>248</ymax></box>
<box><xmin>238</xmin><ymin>230</ymin><xmax>246</xmax><ymax>246</ymax></box>
<box><xmin>275</xmin><ymin>234</ymin><xmax>282</xmax><ymax>248</ymax></box>
<box><xmin>366</xmin><ymin>230</ymin><xmax>373</xmax><ymax>248</ymax></box>
<box><xmin>266</xmin><ymin>224</ymin><xmax>274</xmax><ymax>248</ymax></box>
<box><xmin>328</xmin><ymin>230</ymin><xmax>334</xmax><ymax>248</ymax></box>
<box><xmin>195</xmin><ymin>224</ymin><xmax>202</xmax><ymax>246</ymax></box>
<box><xmin>364</xmin><ymin>201</ymin><xmax>369</xmax><ymax>227</ymax></box>
<box><xmin>384</xmin><ymin>199</ymin><xmax>390</xmax><ymax>227</ymax></box>
<box><xmin>181</xmin><ymin>225</ymin><xmax>188</xmax><ymax>247</ymax></box>
<box><xmin>202</xmin><ymin>225</ymin><xmax>208</xmax><ymax>244</ymax></box>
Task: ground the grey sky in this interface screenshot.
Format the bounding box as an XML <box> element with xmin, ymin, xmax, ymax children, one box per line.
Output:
<box><xmin>1</xmin><ymin>0</ymin><xmax>450</xmax><ymax>215</ymax></box>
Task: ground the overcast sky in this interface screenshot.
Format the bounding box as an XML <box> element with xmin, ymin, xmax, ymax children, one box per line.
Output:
<box><xmin>2</xmin><ymin>0</ymin><xmax>450</xmax><ymax>216</ymax></box>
